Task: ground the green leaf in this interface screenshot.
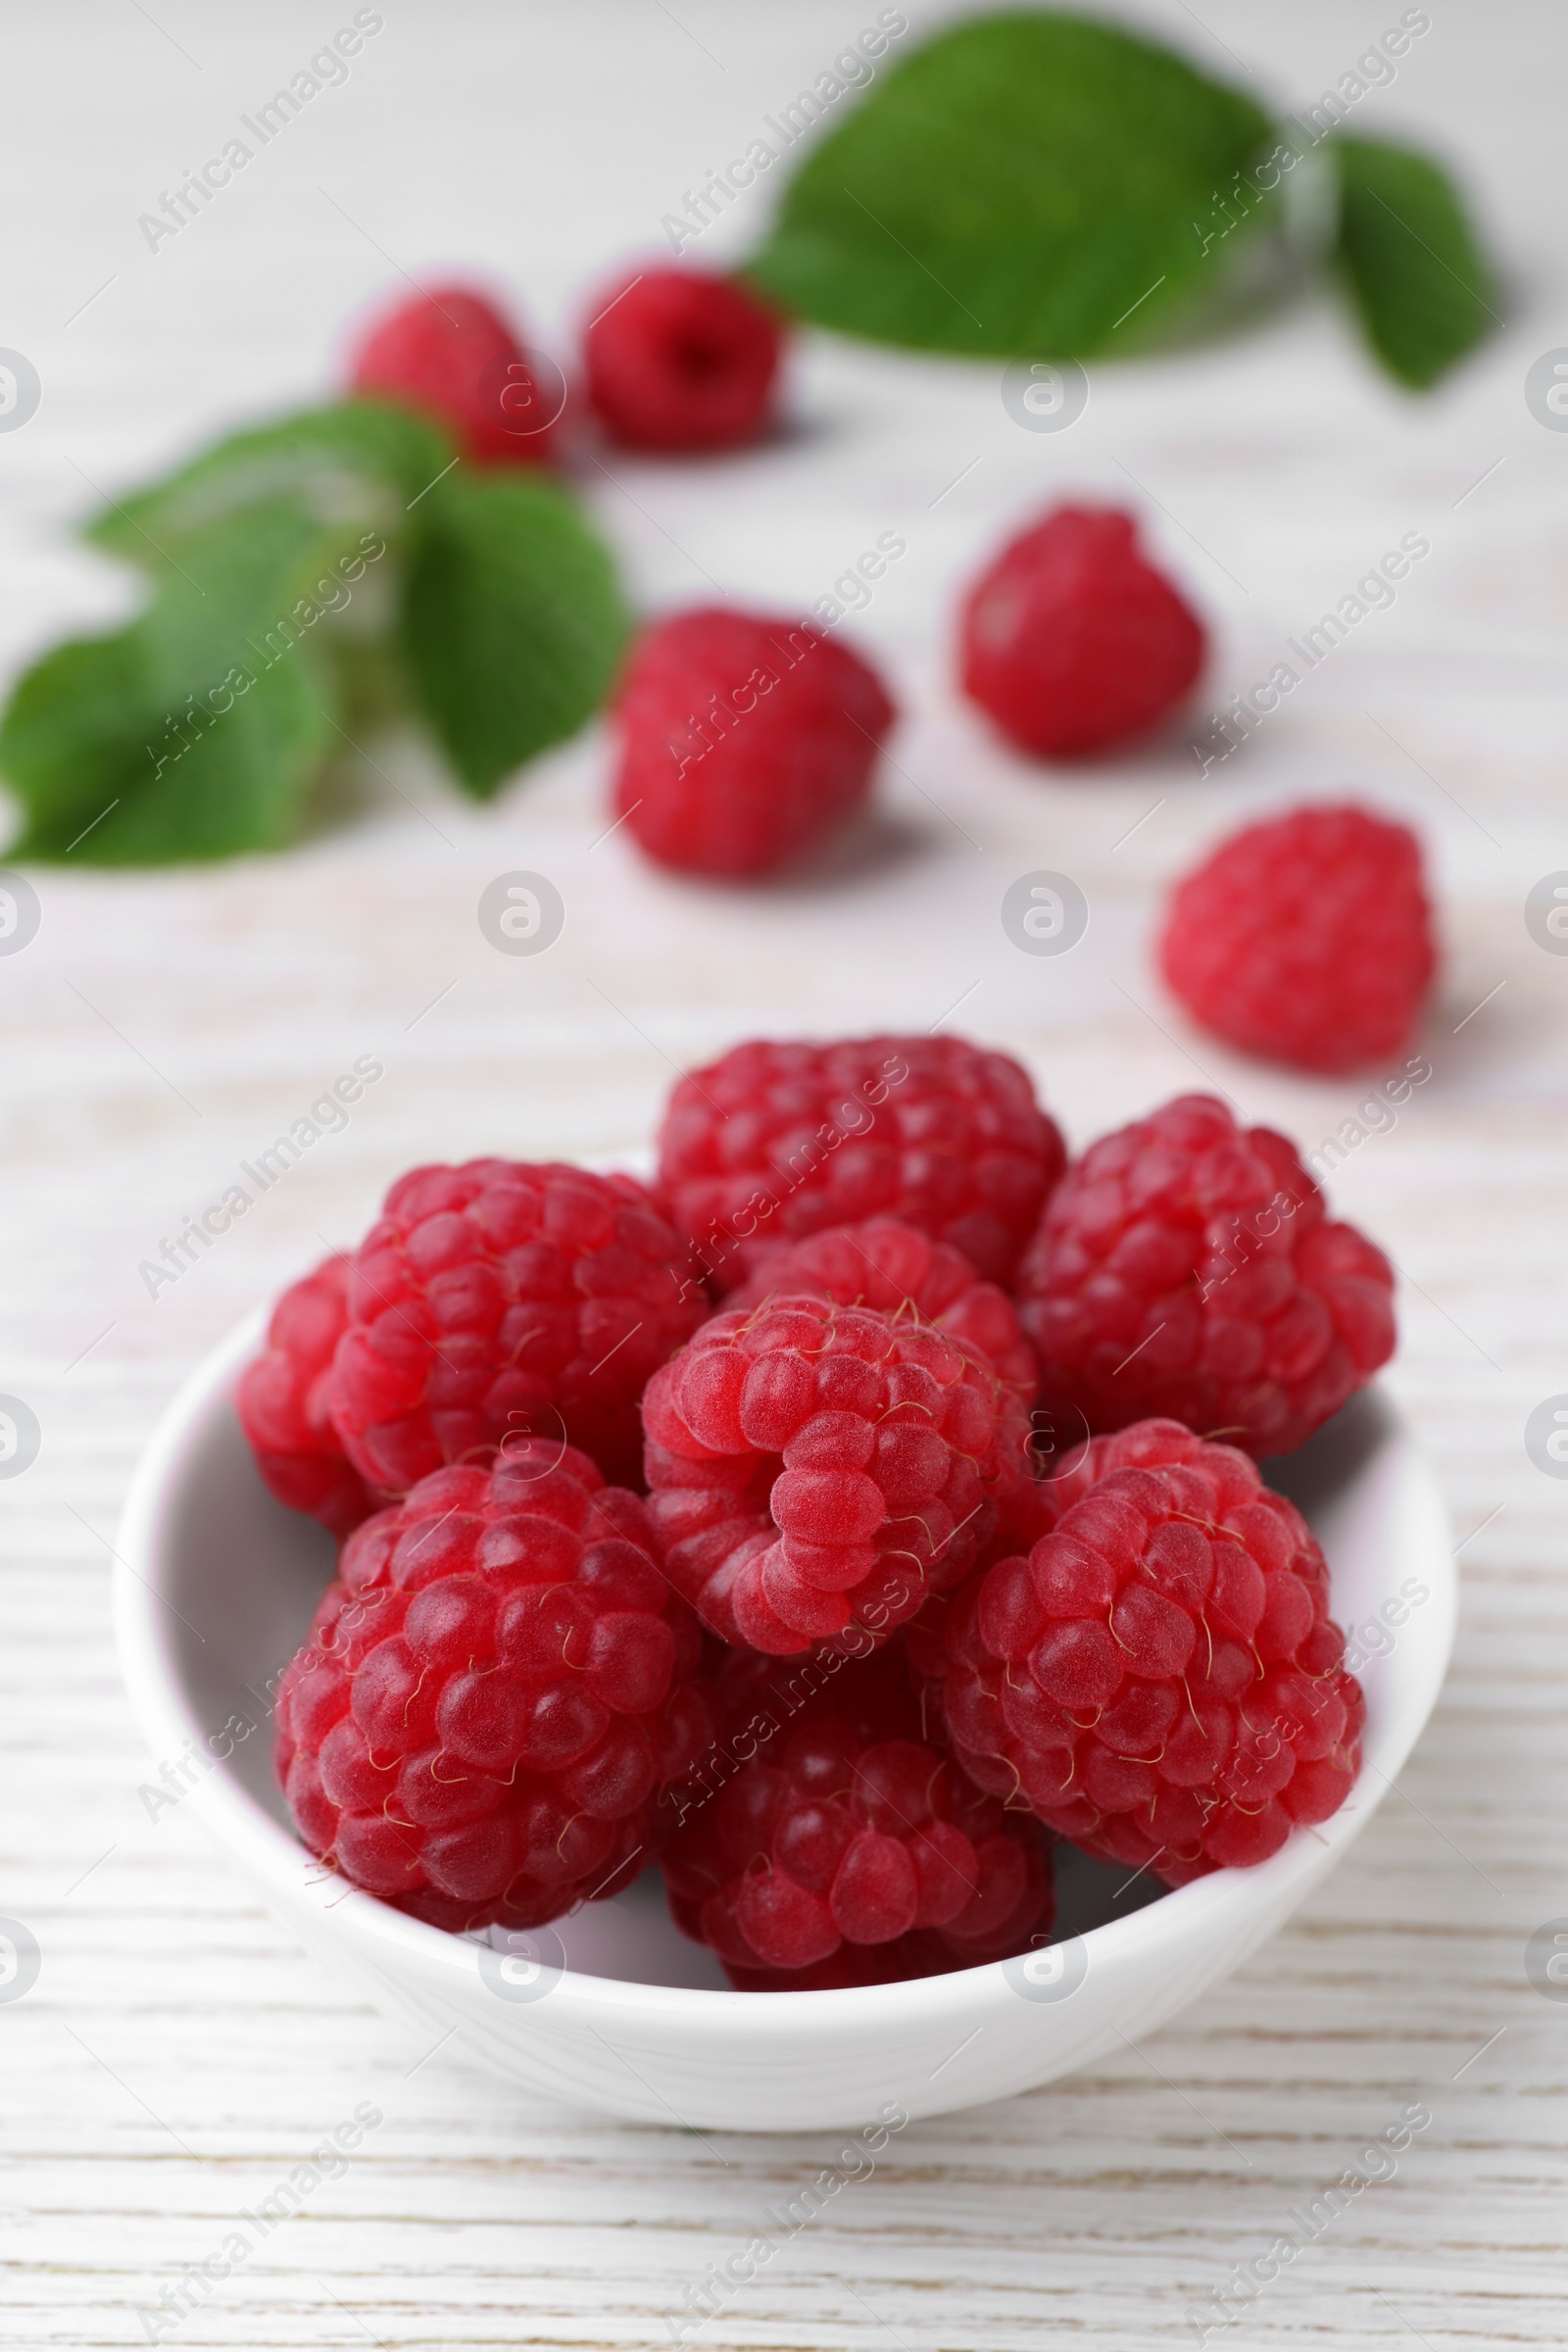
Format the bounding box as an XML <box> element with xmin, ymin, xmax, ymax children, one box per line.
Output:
<box><xmin>4</xmin><ymin>633</ymin><xmax>335</xmax><ymax>863</ymax></box>
<box><xmin>1</xmin><ymin>496</ymin><xmax>358</xmax><ymax>863</ymax></box>
<box><xmin>4</xmin><ymin>395</ymin><xmax>631</xmax><ymax>858</ymax></box>
<box><xmin>88</xmin><ymin>400</ymin><xmax>453</xmax><ymax>572</ymax></box>
<box><xmin>399</xmin><ymin>470</ymin><xmax>630</xmax><ymax>798</ymax></box>
<box><xmin>747</xmin><ymin>10</ymin><xmax>1277</xmax><ymax>358</ymax></box>
<box><xmin>1328</xmin><ymin>135</ymin><xmax>1497</xmax><ymax>388</ymax></box>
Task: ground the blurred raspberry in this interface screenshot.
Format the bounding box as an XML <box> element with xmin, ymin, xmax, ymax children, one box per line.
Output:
<box><xmin>611</xmin><ymin>607</ymin><xmax>894</xmax><ymax>878</ymax></box>
<box><xmin>584</xmin><ymin>266</ymin><xmax>782</xmax><ymax>453</ymax></box>
<box><xmin>728</xmin><ymin>1216</ymin><xmax>1037</xmax><ymax>1398</ymax></box>
<box><xmin>1014</xmin><ymin>1094</ymin><xmax>1396</xmax><ymax>1457</ymax></box>
<box><xmin>237</xmin><ymin>1256</ymin><xmax>378</xmax><ymax>1538</ymax></box>
<box><xmin>643</xmin><ymin>1294</ymin><xmax>1031</xmax><ymax>1656</ymax></box>
<box><xmin>933</xmin><ymin>1428</ymin><xmax>1364</xmax><ymax>1883</ymax></box>
<box><xmin>657</xmin><ymin>1033</ymin><xmax>1064</xmax><ymax>1289</ymax></box>
<box><xmin>274</xmin><ymin>1442</ymin><xmax>711</xmax><ymax>1932</ymax></box>
<box><xmin>662</xmin><ymin>1645</ymin><xmax>1053</xmax><ymax>1985</ymax></box>
<box><xmin>1160</xmin><ymin>803</ymin><xmax>1437</xmax><ymax>1073</ymax></box>
<box><xmin>349</xmin><ymin>284</ymin><xmax>558</xmax><ymax>466</ymax></box>
<box><xmin>961</xmin><ymin>505</ymin><xmax>1204</xmax><ymax>758</ymax></box>
<box><xmin>328</xmin><ymin>1160</ymin><xmax>707</xmax><ymax>1495</ymax></box>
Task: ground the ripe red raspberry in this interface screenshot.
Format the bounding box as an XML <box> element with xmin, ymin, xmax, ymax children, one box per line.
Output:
<box><xmin>934</xmin><ymin>1428</ymin><xmax>1365</xmax><ymax>1883</ymax></box>
<box><xmin>960</xmin><ymin>505</ymin><xmax>1204</xmax><ymax>758</ymax></box>
<box><xmin>328</xmin><ymin>1160</ymin><xmax>707</xmax><ymax>1496</ymax></box>
<box><xmin>611</xmin><ymin>608</ymin><xmax>894</xmax><ymax>878</ymax></box>
<box><xmin>643</xmin><ymin>1294</ymin><xmax>1030</xmax><ymax>1656</ymax></box>
<box><xmin>663</xmin><ymin>1647</ymin><xmax>1053</xmax><ymax>1985</ymax></box>
<box><xmin>1008</xmin><ymin>1416</ymin><xmax>1206</xmax><ymax>1546</ymax></box>
<box><xmin>583</xmin><ymin>266</ymin><xmax>783</xmax><ymax>454</ymax></box>
<box><xmin>348</xmin><ymin>284</ymin><xmax>558</xmax><ymax>466</ymax></box>
<box><xmin>1160</xmin><ymin>803</ymin><xmax>1437</xmax><ymax>1074</ymax></box>
<box><xmin>728</xmin><ymin>1217</ymin><xmax>1037</xmax><ymax>1398</ymax></box>
<box><xmin>274</xmin><ymin>1441</ymin><xmax>712</xmax><ymax>1932</ymax></box>
<box><xmin>1015</xmin><ymin>1094</ymin><xmax>1396</xmax><ymax>1457</ymax></box>
<box><xmin>658</xmin><ymin>1034</ymin><xmax>1064</xmax><ymax>1289</ymax></box>
<box><xmin>236</xmin><ymin>1256</ymin><xmax>378</xmax><ymax>1538</ymax></box>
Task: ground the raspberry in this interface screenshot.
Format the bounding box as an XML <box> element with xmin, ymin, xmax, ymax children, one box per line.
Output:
<box><xmin>1010</xmin><ymin>1417</ymin><xmax>1206</xmax><ymax>1544</ymax></box>
<box><xmin>236</xmin><ymin>1256</ymin><xmax>378</xmax><ymax>1538</ymax></box>
<box><xmin>662</xmin><ymin>1646</ymin><xmax>1053</xmax><ymax>1985</ymax></box>
<box><xmin>328</xmin><ymin>1160</ymin><xmax>707</xmax><ymax>1495</ymax></box>
<box><xmin>658</xmin><ymin>1034</ymin><xmax>1064</xmax><ymax>1289</ymax></box>
<box><xmin>728</xmin><ymin>1217</ymin><xmax>1037</xmax><ymax>1398</ymax></box>
<box><xmin>583</xmin><ymin>267</ymin><xmax>782</xmax><ymax>454</ymax></box>
<box><xmin>933</xmin><ymin>1427</ymin><xmax>1365</xmax><ymax>1884</ymax></box>
<box><xmin>1160</xmin><ymin>803</ymin><xmax>1437</xmax><ymax>1074</ymax></box>
<box><xmin>960</xmin><ymin>505</ymin><xmax>1204</xmax><ymax>758</ymax></box>
<box><xmin>1014</xmin><ymin>1094</ymin><xmax>1396</xmax><ymax>1457</ymax></box>
<box><xmin>611</xmin><ymin>608</ymin><xmax>894</xmax><ymax>878</ymax></box>
<box><xmin>348</xmin><ymin>284</ymin><xmax>558</xmax><ymax>466</ymax></box>
<box><xmin>642</xmin><ymin>1294</ymin><xmax>1030</xmax><ymax>1656</ymax></box>
<box><xmin>273</xmin><ymin>1441</ymin><xmax>712</xmax><ymax>1932</ymax></box>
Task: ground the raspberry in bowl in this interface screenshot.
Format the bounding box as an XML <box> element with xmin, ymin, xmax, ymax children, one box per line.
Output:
<box><xmin>1014</xmin><ymin>1093</ymin><xmax>1396</xmax><ymax>1457</ymax></box>
<box><xmin>273</xmin><ymin>1442</ymin><xmax>713</xmax><ymax>1934</ymax></box>
<box><xmin>656</xmin><ymin>1032</ymin><xmax>1065</xmax><ymax>1289</ymax></box>
<box><xmin>663</xmin><ymin>1645</ymin><xmax>1054</xmax><ymax>1989</ymax></box>
<box><xmin>928</xmin><ymin>1422</ymin><xmax>1366</xmax><ymax>1886</ymax></box>
<box><xmin>641</xmin><ymin>1291</ymin><xmax>1033</xmax><ymax>1655</ymax></box>
<box><xmin>726</xmin><ymin>1216</ymin><xmax>1038</xmax><ymax>1399</ymax></box>
<box><xmin>273</xmin><ymin>1157</ymin><xmax>708</xmax><ymax>1501</ymax></box>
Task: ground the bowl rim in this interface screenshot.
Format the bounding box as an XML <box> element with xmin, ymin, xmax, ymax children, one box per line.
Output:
<box><xmin>114</xmin><ymin>1304</ymin><xmax>1457</xmax><ymax>2037</ymax></box>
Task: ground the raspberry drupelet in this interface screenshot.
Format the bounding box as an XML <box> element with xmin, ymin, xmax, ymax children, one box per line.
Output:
<box><xmin>1014</xmin><ymin>1094</ymin><xmax>1396</xmax><ymax>1457</ymax></box>
<box><xmin>657</xmin><ymin>1033</ymin><xmax>1065</xmax><ymax>1290</ymax></box>
<box><xmin>583</xmin><ymin>266</ymin><xmax>783</xmax><ymax>454</ymax></box>
<box><xmin>643</xmin><ymin>1294</ymin><xmax>1032</xmax><ymax>1656</ymax></box>
<box><xmin>1159</xmin><ymin>803</ymin><xmax>1437</xmax><ymax>1073</ymax></box>
<box><xmin>348</xmin><ymin>284</ymin><xmax>558</xmax><ymax>466</ymax></box>
<box><xmin>327</xmin><ymin>1160</ymin><xmax>708</xmax><ymax>1496</ymax></box>
<box><xmin>273</xmin><ymin>1441</ymin><xmax>713</xmax><ymax>1932</ymax></box>
<box><xmin>662</xmin><ymin>1646</ymin><xmax>1054</xmax><ymax>1986</ymax></box>
<box><xmin>236</xmin><ymin>1255</ymin><xmax>379</xmax><ymax>1538</ymax></box>
<box><xmin>727</xmin><ymin>1216</ymin><xmax>1038</xmax><ymax>1398</ymax></box>
<box><xmin>960</xmin><ymin>505</ymin><xmax>1205</xmax><ymax>759</ymax></box>
<box><xmin>930</xmin><ymin>1424</ymin><xmax>1365</xmax><ymax>1883</ymax></box>
<box><xmin>611</xmin><ymin>607</ymin><xmax>895</xmax><ymax>879</ymax></box>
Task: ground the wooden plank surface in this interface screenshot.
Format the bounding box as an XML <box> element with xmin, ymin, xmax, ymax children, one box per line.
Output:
<box><xmin>2</xmin><ymin>4</ymin><xmax>1566</xmax><ymax>2344</ymax></box>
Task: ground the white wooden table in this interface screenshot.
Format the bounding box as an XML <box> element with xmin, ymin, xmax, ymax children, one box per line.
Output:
<box><xmin>3</xmin><ymin>4</ymin><xmax>1566</xmax><ymax>2344</ymax></box>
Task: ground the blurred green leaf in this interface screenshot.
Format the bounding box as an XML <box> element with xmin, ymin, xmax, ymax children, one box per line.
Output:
<box><xmin>748</xmin><ymin>10</ymin><xmax>1277</xmax><ymax>357</ymax></box>
<box><xmin>1329</xmin><ymin>135</ymin><xmax>1498</xmax><ymax>388</ymax></box>
<box><xmin>4</xmin><ymin>397</ymin><xmax>632</xmax><ymax>858</ymax></box>
<box><xmin>2</xmin><ymin>497</ymin><xmax>356</xmax><ymax>862</ymax></box>
<box><xmin>400</xmin><ymin>470</ymin><xmax>630</xmax><ymax>798</ymax></box>
<box><xmin>88</xmin><ymin>400</ymin><xmax>453</xmax><ymax>571</ymax></box>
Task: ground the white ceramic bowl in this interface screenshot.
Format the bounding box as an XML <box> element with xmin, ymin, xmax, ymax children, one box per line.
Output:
<box><xmin>115</xmin><ymin>1312</ymin><xmax>1453</xmax><ymax>2132</ymax></box>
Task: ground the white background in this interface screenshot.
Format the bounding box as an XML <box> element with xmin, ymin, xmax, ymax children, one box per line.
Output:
<box><xmin>2</xmin><ymin>3</ymin><xmax>1566</xmax><ymax>2345</ymax></box>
